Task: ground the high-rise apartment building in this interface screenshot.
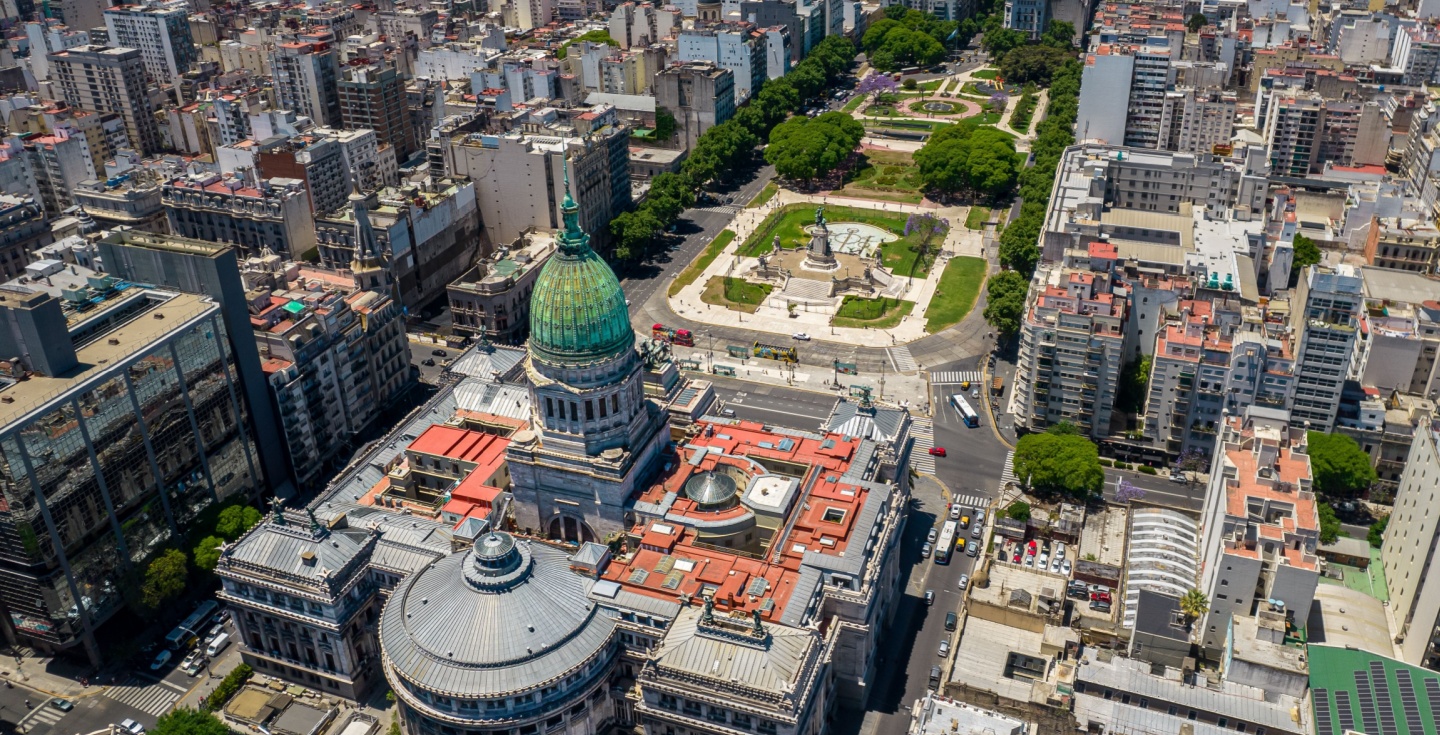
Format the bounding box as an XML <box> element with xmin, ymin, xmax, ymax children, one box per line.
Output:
<box><xmin>444</xmin><ymin>124</ymin><xmax>631</xmax><ymax>251</ymax></box>
<box><xmin>1197</xmin><ymin>407</ymin><xmax>1319</xmax><ymax>655</ymax></box>
<box><xmin>1075</xmin><ymin>44</ymin><xmax>1174</xmax><ymax>149</ymax></box>
<box><xmin>1003</xmin><ymin>0</ymin><xmax>1048</xmax><ymax>38</ymax></box>
<box><xmin>102</xmin><ymin>1</ymin><xmax>196</xmax><ymax>83</ymax></box>
<box><xmin>652</xmin><ymin>62</ymin><xmax>735</xmax><ymax>153</ymax></box>
<box><xmin>338</xmin><ymin>62</ymin><xmax>417</xmax><ymax>166</ymax></box>
<box><xmin>242</xmin><ymin>255</ymin><xmax>410</xmax><ymax>487</ymax></box>
<box><xmin>23</xmin><ymin>128</ymin><xmax>96</xmax><ymax>217</ymax></box>
<box><xmin>1012</xmin><ymin>261</ymin><xmax>1128</xmax><ymax>439</ymax></box>
<box><xmin>48</xmin><ymin>45</ymin><xmax>162</xmax><ymax>155</ymax></box>
<box><xmin>0</xmin><ymin>265</ymin><xmax>265</xmax><ymax>664</ymax></box>
<box><xmin>268</xmin><ymin>40</ymin><xmax>342</xmax><ymax>128</ymax></box>
<box><xmin>1159</xmin><ymin>88</ymin><xmax>1237</xmax><ymax>155</ymax></box>
<box><xmin>677</xmin><ymin>23</ymin><xmax>767</xmax><ymax>103</ymax></box>
<box><xmin>1289</xmin><ymin>265</ymin><xmax>1363</xmax><ymax>432</ymax></box>
<box><xmin>1380</xmin><ymin>422</ymin><xmax>1440</xmax><ymax>671</ymax></box>
<box><xmin>0</xmin><ymin>195</ymin><xmax>49</xmax><ymax>281</ymax></box>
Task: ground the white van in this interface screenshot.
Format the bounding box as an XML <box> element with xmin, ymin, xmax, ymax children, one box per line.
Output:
<box><xmin>206</xmin><ymin>632</ymin><xmax>231</xmax><ymax>657</ymax></box>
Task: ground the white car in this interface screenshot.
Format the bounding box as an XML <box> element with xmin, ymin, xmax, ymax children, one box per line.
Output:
<box><xmin>957</xmin><ymin>574</ymin><xmax>970</xmax><ymax>590</ymax></box>
<box><xmin>1050</xmin><ymin>557</ymin><xmax>1062</xmax><ymax>574</ymax></box>
<box><xmin>937</xmin><ymin>638</ymin><xmax>950</xmax><ymax>657</ymax></box>
<box><xmin>149</xmin><ymin>650</ymin><xmax>172</xmax><ymax>671</ymax></box>
<box><xmin>1024</xmin><ymin>554</ymin><xmax>1035</xmax><ymax>567</ymax></box>
<box><xmin>792</xmin><ymin>333</ymin><xmax>811</xmax><ymax>341</ymax></box>
<box><xmin>1054</xmin><ymin>542</ymin><xmax>1067</xmax><ymax>560</ymax></box>
<box><xmin>1061</xmin><ymin>559</ymin><xmax>1073</xmax><ymax>576</ymax></box>
<box><xmin>927</xmin><ymin>528</ymin><xmax>938</xmax><ymax>544</ymax></box>
<box><xmin>1038</xmin><ymin>552</ymin><xmax>1049</xmax><ymax>568</ymax></box>
<box><xmin>120</xmin><ymin>720</ymin><xmax>145</xmax><ymax>735</ymax></box>
<box><xmin>949</xmin><ymin>503</ymin><xmax>961</xmax><ymax>521</ymax></box>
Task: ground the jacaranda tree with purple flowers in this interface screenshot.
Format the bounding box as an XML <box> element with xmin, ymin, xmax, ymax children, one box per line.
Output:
<box><xmin>1115</xmin><ymin>478</ymin><xmax>1146</xmax><ymax>504</ymax></box>
<box><xmin>903</xmin><ymin>212</ymin><xmax>949</xmax><ymax>276</ymax></box>
<box><xmin>857</xmin><ymin>72</ymin><xmax>900</xmax><ymax>105</ymax></box>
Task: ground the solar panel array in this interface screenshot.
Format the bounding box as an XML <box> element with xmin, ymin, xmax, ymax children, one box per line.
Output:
<box><xmin>1394</xmin><ymin>669</ymin><xmax>1426</xmax><ymax>735</ymax></box>
<box><xmin>1335</xmin><ymin>690</ymin><xmax>1356</xmax><ymax>733</ymax></box>
<box><xmin>1424</xmin><ymin>678</ymin><xmax>1440</xmax><ymax>728</ymax></box>
<box><xmin>1371</xmin><ymin>660</ymin><xmax>1400</xmax><ymax>735</ymax></box>
<box><xmin>1313</xmin><ymin>689</ymin><xmax>1334</xmax><ymax>735</ymax></box>
<box><xmin>1356</xmin><ymin>670</ymin><xmax>1381</xmax><ymax>735</ymax></box>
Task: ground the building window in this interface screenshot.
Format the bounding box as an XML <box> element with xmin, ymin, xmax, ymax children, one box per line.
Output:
<box><xmin>546</xmin><ymin>397</ymin><xmax>554</xmax><ymax>417</ymax></box>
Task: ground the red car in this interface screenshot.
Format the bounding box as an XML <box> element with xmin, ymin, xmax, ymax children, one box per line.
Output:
<box><xmin>928</xmin><ymin>447</ymin><xmax>947</xmax><ymax>457</ymax></box>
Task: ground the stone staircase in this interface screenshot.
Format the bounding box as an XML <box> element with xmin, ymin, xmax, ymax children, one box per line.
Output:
<box><xmin>781</xmin><ymin>278</ymin><xmax>834</xmax><ymax>301</ymax></box>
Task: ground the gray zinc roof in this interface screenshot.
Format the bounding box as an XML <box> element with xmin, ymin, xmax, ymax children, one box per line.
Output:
<box><xmin>381</xmin><ymin>540</ymin><xmax>616</xmax><ymax>697</ymax></box>
<box><xmin>226</xmin><ymin>521</ymin><xmax>374</xmax><ymax>585</ymax></box>
<box><xmin>653</xmin><ymin>607</ymin><xmax>821</xmax><ymax>697</ymax></box>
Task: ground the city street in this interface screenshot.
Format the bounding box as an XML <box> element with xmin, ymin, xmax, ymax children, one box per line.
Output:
<box><xmin>707</xmin><ymin>376</ymin><xmax>841</xmax><ymax>429</ymax></box>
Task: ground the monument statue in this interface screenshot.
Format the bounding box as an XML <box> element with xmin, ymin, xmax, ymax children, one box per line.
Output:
<box><xmin>803</xmin><ymin>204</ymin><xmax>837</xmax><ymax>271</ymax></box>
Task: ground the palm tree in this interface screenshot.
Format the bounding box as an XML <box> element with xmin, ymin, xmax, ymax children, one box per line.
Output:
<box><xmin>1179</xmin><ymin>588</ymin><xmax>1210</xmax><ymax>620</ymax></box>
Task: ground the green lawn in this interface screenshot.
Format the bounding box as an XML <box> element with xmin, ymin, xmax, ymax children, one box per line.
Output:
<box><xmin>925</xmin><ymin>257</ymin><xmax>987</xmax><ymax>333</ymax></box>
<box><xmin>669</xmin><ymin>229</ymin><xmax>736</xmax><ymax>296</ymax></box>
<box><xmin>972</xmin><ymin>69</ymin><xmax>999</xmax><ymax>80</ymax></box>
<box><xmin>701</xmin><ymin>276</ymin><xmax>771</xmax><ymax>312</ymax></box>
<box><xmin>739</xmin><ymin>205</ymin><xmax>944</xmax><ymax>275</ymax></box>
<box><xmin>747</xmin><ymin>182</ymin><xmax>778</xmax><ymax>209</ymax></box>
<box><xmin>965</xmin><ymin>206</ymin><xmax>990</xmax><ymax>230</ymax></box>
<box><xmin>835</xmin><ymin>149</ymin><xmax>925</xmax><ymax>204</ymax></box>
<box><xmin>842</xmin><ymin>94</ymin><xmax>868</xmax><ymax>113</ymax></box>
<box><xmin>919</xmin><ymin>79</ymin><xmax>944</xmax><ymax>91</ymax></box>
<box><xmin>833</xmin><ymin>297</ymin><xmax>915</xmax><ymax>329</ymax></box>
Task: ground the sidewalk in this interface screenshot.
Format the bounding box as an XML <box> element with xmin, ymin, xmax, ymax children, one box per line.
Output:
<box><xmin>679</xmin><ymin>352</ymin><xmax>932</xmax><ymax>409</ymax></box>
<box><xmin>667</xmin><ymin>189</ymin><xmax>984</xmax><ymax>349</ymax></box>
<box><xmin>1</xmin><ymin>654</ymin><xmax>94</xmax><ymax>699</ymax></box>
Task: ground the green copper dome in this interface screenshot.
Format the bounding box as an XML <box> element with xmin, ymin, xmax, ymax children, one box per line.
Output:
<box><xmin>528</xmin><ymin>189</ymin><xmax>633</xmax><ymax>367</ymax></box>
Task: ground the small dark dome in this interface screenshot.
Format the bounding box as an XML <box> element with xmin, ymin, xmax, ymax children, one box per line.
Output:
<box><xmin>683</xmin><ymin>471</ymin><xmax>738</xmax><ymax>510</ymax></box>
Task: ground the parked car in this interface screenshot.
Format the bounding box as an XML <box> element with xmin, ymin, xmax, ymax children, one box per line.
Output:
<box><xmin>121</xmin><ymin>719</ymin><xmax>146</xmax><ymax>735</ymax></box>
<box><xmin>791</xmin><ymin>332</ymin><xmax>811</xmax><ymax>341</ymax></box>
<box><xmin>1050</xmin><ymin>557</ymin><xmax>1063</xmax><ymax>574</ymax></box>
<box><xmin>922</xmin><ymin>542</ymin><xmax>933</xmax><ymax>558</ymax></box>
<box><xmin>965</xmin><ymin>541</ymin><xmax>979</xmax><ymax>557</ymax></box>
<box><xmin>1011</xmin><ymin>550</ymin><xmax>1021</xmax><ymax>563</ymax></box>
<box><xmin>949</xmin><ymin>503</ymin><xmax>961</xmax><ymax>520</ymax></box>
<box><xmin>928</xmin><ymin>447</ymin><xmax>947</xmax><ymax>457</ymax></box>
<box><xmin>971</xmin><ymin>523</ymin><xmax>983</xmax><ymax>538</ymax></box>
<box><xmin>929</xmin><ymin>665</ymin><xmax>942</xmax><ymax>687</ymax></box>
<box><xmin>49</xmin><ymin>699</ymin><xmax>74</xmax><ymax>712</ymax></box>
<box><xmin>1037</xmin><ymin>552</ymin><xmax>1049</xmax><ymax>568</ymax></box>
<box><xmin>937</xmin><ymin>638</ymin><xmax>950</xmax><ymax>657</ymax></box>
<box><xmin>927</xmin><ymin>528</ymin><xmax>938</xmax><ymax>544</ymax></box>
<box><xmin>149</xmin><ymin>650</ymin><xmax>172</xmax><ymax>671</ymax></box>
<box><xmin>944</xmin><ymin>612</ymin><xmax>958</xmax><ymax>631</ymax></box>
<box><xmin>1054</xmin><ymin>542</ymin><xmax>1067</xmax><ymax>560</ymax></box>
<box><xmin>925</xmin><ymin>589</ymin><xmax>935</xmax><ymax>605</ymax></box>
<box><xmin>1061</xmin><ymin>559</ymin><xmax>1073</xmax><ymax>576</ymax></box>
<box><xmin>957</xmin><ymin>574</ymin><xmax>969</xmax><ymax>590</ymax></box>
<box><xmin>1023</xmin><ymin>554</ymin><xmax>1035</xmax><ymax>567</ymax></box>
<box><xmin>1170</xmin><ymin>471</ymin><xmax>1188</xmax><ymax>484</ymax></box>
<box><xmin>431</xmin><ymin>349</ymin><xmax>447</xmax><ymax>357</ymax></box>
<box><xmin>976</xmin><ymin>510</ymin><xmax>987</xmax><ymax>526</ymax></box>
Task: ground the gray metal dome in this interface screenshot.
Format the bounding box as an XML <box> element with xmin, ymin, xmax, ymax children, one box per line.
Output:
<box><xmin>683</xmin><ymin>471</ymin><xmax>738</xmax><ymax>509</ymax></box>
<box><xmin>380</xmin><ymin>539</ymin><xmax>616</xmax><ymax>697</ymax></box>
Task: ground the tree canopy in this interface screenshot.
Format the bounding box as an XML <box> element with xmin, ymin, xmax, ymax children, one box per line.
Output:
<box><xmin>216</xmin><ymin>505</ymin><xmax>261</xmax><ymax>541</ymax></box>
<box><xmin>1179</xmin><ymin>589</ymin><xmax>1210</xmax><ymax>619</ymax></box>
<box><xmin>1317</xmin><ymin>502</ymin><xmax>1342</xmax><ymax>545</ymax></box>
<box><xmin>914</xmin><ymin>125</ymin><xmax>1020</xmax><ymax>198</ymax></box>
<box><xmin>764</xmin><ymin>112</ymin><xmax>864</xmax><ymax>182</ymax></box>
<box><xmin>863</xmin><ymin>8</ymin><xmax>956</xmax><ymax>71</ymax></box>
<box><xmin>983</xmin><ymin>269</ymin><xmax>1029</xmax><ymax>335</ymax></box>
<box><xmin>1187</xmin><ymin>13</ymin><xmax>1208</xmax><ymax>32</ymax></box>
<box><xmin>154</xmin><ymin>708</ymin><xmax>232</xmax><ymax>735</ymax></box>
<box><xmin>1041</xmin><ymin>20</ymin><xmax>1077</xmax><ymax>49</ymax></box>
<box><xmin>1013</xmin><ymin>432</ymin><xmax>1105</xmax><ymax>499</ymax></box>
<box><xmin>193</xmin><ymin>535</ymin><xmax>226</xmax><ymax>572</ymax></box>
<box><xmin>982</xmin><ymin>28</ymin><xmax>1027</xmax><ymax>58</ymax></box>
<box><xmin>1307</xmin><ymin>431</ymin><xmax>1377</xmax><ymax>498</ymax></box>
<box><xmin>141</xmin><ymin>548</ymin><xmax>189</xmax><ymax>610</ymax></box>
<box><xmin>998</xmin><ymin>45</ymin><xmax>1076</xmax><ymax>86</ymax></box>
<box><xmin>1293</xmin><ymin>233</ymin><xmax>1321</xmax><ymax>269</ymax></box>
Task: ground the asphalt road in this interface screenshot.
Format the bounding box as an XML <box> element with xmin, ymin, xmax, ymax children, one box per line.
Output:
<box><xmin>707</xmin><ymin>376</ymin><xmax>841</xmax><ymax>429</ymax></box>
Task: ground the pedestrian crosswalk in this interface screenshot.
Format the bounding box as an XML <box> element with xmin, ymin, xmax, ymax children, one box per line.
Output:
<box><xmin>910</xmin><ymin>418</ymin><xmax>935</xmax><ymax>474</ymax></box>
<box><xmin>931</xmin><ymin>370</ymin><xmax>983</xmax><ymax>385</ymax></box>
<box><xmin>888</xmin><ymin>346</ymin><xmax>918</xmax><ymax>373</ymax></box>
<box><xmin>1000</xmin><ymin>451</ymin><xmax>1018</xmax><ymax>488</ymax></box>
<box><xmin>693</xmin><ymin>204</ymin><xmax>742</xmax><ymax>215</ymax></box>
<box><xmin>105</xmin><ymin>675</ymin><xmax>187</xmax><ymax>716</ymax></box>
<box><xmin>18</xmin><ymin>701</ymin><xmax>69</xmax><ymax>733</ymax></box>
<box><xmin>950</xmin><ymin>493</ymin><xmax>989</xmax><ymax>511</ymax></box>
